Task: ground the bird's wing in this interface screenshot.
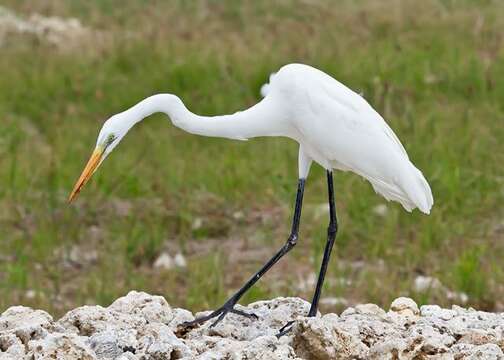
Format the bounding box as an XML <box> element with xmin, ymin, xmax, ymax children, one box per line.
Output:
<box><xmin>318</xmin><ymin>76</ymin><xmax>408</xmax><ymax>159</ymax></box>
<box><xmin>290</xmin><ymin>66</ymin><xmax>432</xmax><ymax>213</ymax></box>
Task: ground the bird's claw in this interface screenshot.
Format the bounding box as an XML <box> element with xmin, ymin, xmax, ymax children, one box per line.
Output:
<box><xmin>208</xmin><ymin>307</ymin><xmax>259</xmax><ymax>328</ymax></box>
<box><xmin>178</xmin><ymin>304</ymin><xmax>259</xmax><ymax>333</ymax></box>
<box><xmin>230</xmin><ymin>308</ymin><xmax>259</xmax><ymax>320</ymax></box>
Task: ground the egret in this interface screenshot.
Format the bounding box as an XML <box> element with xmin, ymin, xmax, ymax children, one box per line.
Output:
<box><xmin>69</xmin><ymin>63</ymin><xmax>433</xmax><ymax>333</ymax></box>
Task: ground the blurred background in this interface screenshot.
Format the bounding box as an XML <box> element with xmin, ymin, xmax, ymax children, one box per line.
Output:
<box><xmin>1</xmin><ymin>0</ymin><xmax>503</xmax><ymax>317</ymax></box>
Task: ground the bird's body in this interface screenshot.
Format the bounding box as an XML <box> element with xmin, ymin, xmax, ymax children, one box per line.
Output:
<box><xmin>138</xmin><ymin>63</ymin><xmax>432</xmax><ymax>213</ymax></box>
<box><xmin>69</xmin><ymin>63</ymin><xmax>433</xmax><ymax>332</ymax></box>
<box><xmin>262</xmin><ymin>64</ymin><xmax>432</xmax><ymax>213</ymax></box>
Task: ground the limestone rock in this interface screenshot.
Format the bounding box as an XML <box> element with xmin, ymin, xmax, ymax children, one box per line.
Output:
<box><xmin>1</xmin><ymin>294</ymin><xmax>504</xmax><ymax>359</ymax></box>
<box><xmin>293</xmin><ymin>315</ymin><xmax>368</xmax><ymax>359</ymax></box>
<box><xmin>466</xmin><ymin>344</ymin><xmax>504</xmax><ymax>359</ymax></box>
<box><xmin>152</xmin><ymin>252</ymin><xmax>174</xmax><ymax>270</ymax></box>
<box><xmin>27</xmin><ymin>333</ymin><xmax>96</xmax><ymax>359</ymax></box>
<box><xmin>390</xmin><ymin>297</ymin><xmax>420</xmax><ymax>316</ymax></box>
<box><xmin>0</xmin><ymin>306</ymin><xmax>55</xmax><ymax>345</ymax></box>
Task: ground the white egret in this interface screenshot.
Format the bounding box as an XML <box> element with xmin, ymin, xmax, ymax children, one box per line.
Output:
<box><xmin>69</xmin><ymin>63</ymin><xmax>433</xmax><ymax>333</ymax></box>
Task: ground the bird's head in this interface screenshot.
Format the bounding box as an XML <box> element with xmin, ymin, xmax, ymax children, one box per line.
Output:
<box><xmin>68</xmin><ymin>115</ymin><xmax>127</xmax><ymax>203</ymax></box>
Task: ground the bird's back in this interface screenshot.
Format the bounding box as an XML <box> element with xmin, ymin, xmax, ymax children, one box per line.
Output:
<box><xmin>264</xmin><ymin>64</ymin><xmax>433</xmax><ymax>214</ymax></box>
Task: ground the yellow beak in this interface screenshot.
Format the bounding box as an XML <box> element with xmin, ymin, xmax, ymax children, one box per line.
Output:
<box><xmin>68</xmin><ymin>147</ymin><xmax>104</xmax><ymax>203</ymax></box>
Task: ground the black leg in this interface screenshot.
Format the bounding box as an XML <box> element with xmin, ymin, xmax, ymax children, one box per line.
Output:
<box><xmin>309</xmin><ymin>170</ymin><xmax>338</xmax><ymax>316</ymax></box>
<box><xmin>179</xmin><ymin>178</ymin><xmax>306</xmax><ymax>330</ymax></box>
<box><xmin>277</xmin><ymin>170</ymin><xmax>338</xmax><ymax>337</ymax></box>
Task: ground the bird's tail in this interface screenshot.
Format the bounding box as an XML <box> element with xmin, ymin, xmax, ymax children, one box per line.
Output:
<box><xmin>397</xmin><ymin>163</ymin><xmax>434</xmax><ymax>214</ymax></box>
<box><xmin>369</xmin><ymin>162</ymin><xmax>433</xmax><ymax>214</ymax></box>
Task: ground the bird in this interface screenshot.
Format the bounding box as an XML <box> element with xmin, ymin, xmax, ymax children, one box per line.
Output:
<box><xmin>68</xmin><ymin>63</ymin><xmax>433</xmax><ymax>333</ymax></box>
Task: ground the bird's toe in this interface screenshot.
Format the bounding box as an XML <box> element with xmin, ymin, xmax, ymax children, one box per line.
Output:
<box><xmin>276</xmin><ymin>320</ymin><xmax>296</xmax><ymax>338</ymax></box>
<box><xmin>231</xmin><ymin>308</ymin><xmax>259</xmax><ymax>320</ymax></box>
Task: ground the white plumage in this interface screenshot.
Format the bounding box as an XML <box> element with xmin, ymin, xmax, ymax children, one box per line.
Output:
<box><xmin>69</xmin><ymin>63</ymin><xmax>433</xmax><ymax>214</ymax></box>
<box><xmin>259</xmin><ymin>64</ymin><xmax>433</xmax><ymax>213</ymax></box>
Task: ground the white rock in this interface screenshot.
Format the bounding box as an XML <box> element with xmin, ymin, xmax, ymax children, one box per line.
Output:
<box><xmin>0</xmin><ymin>306</ymin><xmax>54</xmax><ymax>344</ymax></box>
<box><xmin>232</xmin><ymin>211</ymin><xmax>244</xmax><ymax>220</ymax></box>
<box><xmin>174</xmin><ymin>252</ymin><xmax>187</xmax><ymax>268</ymax></box>
<box><xmin>420</xmin><ymin>304</ymin><xmax>458</xmax><ymax>321</ymax></box>
<box><xmin>0</xmin><ymin>333</ymin><xmax>25</xmax><ymax>358</ymax></box>
<box><xmin>467</xmin><ymin>343</ymin><xmax>504</xmax><ymax>359</ymax></box>
<box><xmin>108</xmin><ymin>291</ymin><xmax>174</xmax><ymax>324</ymax></box>
<box><xmin>115</xmin><ymin>354</ymin><xmax>136</xmax><ymax>360</ymax></box>
<box><xmin>191</xmin><ymin>217</ymin><xmax>203</xmax><ymax>230</ymax></box>
<box><xmin>390</xmin><ymin>297</ymin><xmax>420</xmax><ymax>315</ymax></box>
<box><xmin>421</xmin><ymin>304</ymin><xmax>443</xmax><ymax>317</ymax></box>
<box><xmin>372</xmin><ymin>204</ymin><xmax>388</xmax><ymax>216</ymax></box>
<box><xmin>88</xmin><ymin>329</ymin><xmax>137</xmax><ymax>359</ymax></box>
<box><xmin>25</xmin><ymin>289</ymin><xmax>37</xmax><ymax>299</ymax></box>
<box><xmin>355</xmin><ymin>303</ymin><xmax>386</xmax><ymax>317</ymax></box>
<box><xmin>69</xmin><ymin>245</ymin><xmax>98</xmax><ymax>264</ymax></box>
<box><xmin>167</xmin><ymin>308</ymin><xmax>195</xmax><ymax>328</ymax></box>
<box><xmin>414</xmin><ymin>275</ymin><xmax>444</xmax><ymax>292</ymax></box>
<box><xmin>293</xmin><ymin>316</ymin><xmax>369</xmax><ymax>359</ymax></box>
<box><xmin>153</xmin><ymin>252</ymin><xmax>174</xmax><ymax>270</ymax></box>
<box><xmin>296</xmin><ymin>272</ymin><xmax>317</xmax><ymax>292</ymax></box>
<box><xmin>312</xmin><ymin>203</ymin><xmax>330</xmax><ymax>219</ymax></box>
<box><xmin>446</xmin><ymin>290</ymin><xmax>469</xmax><ymax>304</ymax></box>
<box><xmin>27</xmin><ymin>333</ymin><xmax>96</xmax><ymax>359</ymax></box>
<box><xmin>0</xmin><ymin>5</ymin><xmax>96</xmax><ymax>50</ymax></box>
<box><xmin>340</xmin><ymin>307</ymin><xmax>357</xmax><ymax>317</ymax></box>
<box><xmin>457</xmin><ymin>329</ymin><xmax>497</xmax><ymax>346</ymax></box>
<box><xmin>1</xmin><ymin>293</ymin><xmax>504</xmax><ymax>359</ymax></box>
<box><xmin>140</xmin><ymin>323</ymin><xmax>192</xmax><ymax>358</ymax></box>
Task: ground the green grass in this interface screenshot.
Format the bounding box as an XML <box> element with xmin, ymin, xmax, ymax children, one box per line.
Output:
<box><xmin>1</xmin><ymin>0</ymin><xmax>503</xmax><ymax>316</ymax></box>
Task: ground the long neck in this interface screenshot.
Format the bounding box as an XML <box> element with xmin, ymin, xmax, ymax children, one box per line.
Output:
<box><xmin>121</xmin><ymin>93</ymin><xmax>288</xmax><ymax>141</ymax></box>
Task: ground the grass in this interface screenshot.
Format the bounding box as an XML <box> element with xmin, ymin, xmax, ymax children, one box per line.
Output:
<box><xmin>0</xmin><ymin>0</ymin><xmax>503</xmax><ymax>316</ymax></box>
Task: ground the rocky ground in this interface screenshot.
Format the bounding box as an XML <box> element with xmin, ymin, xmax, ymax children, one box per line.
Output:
<box><xmin>1</xmin><ymin>292</ymin><xmax>503</xmax><ymax>359</ymax></box>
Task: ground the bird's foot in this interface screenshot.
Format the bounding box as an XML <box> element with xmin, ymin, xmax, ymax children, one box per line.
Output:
<box><xmin>276</xmin><ymin>320</ymin><xmax>296</xmax><ymax>338</ymax></box>
<box><xmin>178</xmin><ymin>301</ymin><xmax>258</xmax><ymax>333</ymax></box>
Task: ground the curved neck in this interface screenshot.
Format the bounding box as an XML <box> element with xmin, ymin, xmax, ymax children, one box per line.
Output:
<box><xmin>120</xmin><ymin>93</ymin><xmax>287</xmax><ymax>141</ymax></box>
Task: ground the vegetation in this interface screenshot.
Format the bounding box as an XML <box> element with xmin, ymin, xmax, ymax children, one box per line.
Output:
<box><xmin>1</xmin><ymin>0</ymin><xmax>503</xmax><ymax>316</ymax></box>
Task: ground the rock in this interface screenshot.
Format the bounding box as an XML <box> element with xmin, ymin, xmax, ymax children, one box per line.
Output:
<box><xmin>311</xmin><ymin>203</ymin><xmax>330</xmax><ymax>220</ymax></box>
<box><xmin>153</xmin><ymin>252</ymin><xmax>174</xmax><ymax>270</ymax></box>
<box><xmin>414</xmin><ymin>275</ymin><xmax>444</xmax><ymax>292</ymax></box>
<box><xmin>24</xmin><ymin>290</ymin><xmax>37</xmax><ymax>300</ymax></box>
<box><xmin>0</xmin><ymin>333</ymin><xmax>25</xmax><ymax>358</ymax></box>
<box><xmin>0</xmin><ymin>306</ymin><xmax>55</xmax><ymax>345</ymax></box>
<box><xmin>191</xmin><ymin>217</ymin><xmax>203</xmax><ymax>230</ymax></box>
<box><xmin>458</xmin><ymin>329</ymin><xmax>497</xmax><ymax>346</ymax></box>
<box><xmin>467</xmin><ymin>344</ymin><xmax>504</xmax><ymax>359</ymax></box>
<box><xmin>355</xmin><ymin>303</ymin><xmax>386</xmax><ymax>317</ymax></box>
<box><xmin>296</xmin><ymin>273</ymin><xmax>317</xmax><ymax>292</ymax></box>
<box><xmin>88</xmin><ymin>329</ymin><xmax>134</xmax><ymax>359</ymax></box>
<box><xmin>0</xmin><ymin>5</ymin><xmax>100</xmax><ymax>51</ymax></box>
<box><xmin>390</xmin><ymin>297</ymin><xmax>420</xmax><ymax>317</ymax></box>
<box><xmin>293</xmin><ymin>315</ymin><xmax>368</xmax><ymax>359</ymax></box>
<box><xmin>372</xmin><ymin>204</ymin><xmax>388</xmax><ymax>217</ymax></box>
<box><xmin>415</xmin><ymin>276</ymin><xmax>470</xmax><ymax>304</ymax></box>
<box><xmin>185</xmin><ymin>297</ymin><xmax>311</xmax><ymax>342</ymax></box>
<box><xmin>69</xmin><ymin>245</ymin><xmax>99</xmax><ymax>265</ymax></box>
<box><xmin>108</xmin><ymin>290</ymin><xmax>174</xmax><ymax>324</ymax></box>
<box><xmin>1</xmin><ymin>293</ymin><xmax>504</xmax><ymax>359</ymax></box>
<box><xmin>174</xmin><ymin>252</ymin><xmax>187</xmax><ymax>268</ymax></box>
<box><xmin>446</xmin><ymin>290</ymin><xmax>469</xmax><ymax>304</ymax></box>
<box><xmin>27</xmin><ymin>333</ymin><xmax>96</xmax><ymax>359</ymax></box>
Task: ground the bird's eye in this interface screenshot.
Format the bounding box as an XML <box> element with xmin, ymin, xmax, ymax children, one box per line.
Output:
<box><xmin>106</xmin><ymin>134</ymin><xmax>116</xmax><ymax>146</ymax></box>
